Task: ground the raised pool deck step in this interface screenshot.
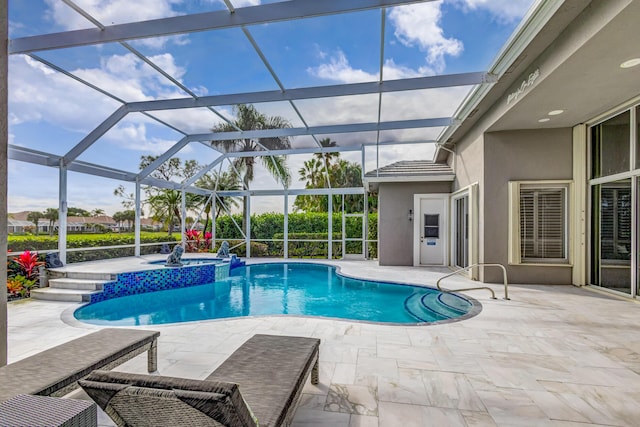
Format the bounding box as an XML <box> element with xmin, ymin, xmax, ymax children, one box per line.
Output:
<box><xmin>31</xmin><ymin>287</ymin><xmax>99</xmax><ymax>302</ymax></box>
<box><xmin>49</xmin><ymin>270</ymin><xmax>116</xmax><ymax>281</ymax></box>
<box><xmin>33</xmin><ymin>270</ymin><xmax>115</xmax><ymax>302</ymax></box>
<box><xmin>47</xmin><ymin>278</ymin><xmax>107</xmax><ymax>291</ymax></box>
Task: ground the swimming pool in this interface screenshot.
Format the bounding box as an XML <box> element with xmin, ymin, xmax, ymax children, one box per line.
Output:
<box><xmin>74</xmin><ymin>263</ymin><xmax>479</xmax><ymax>326</ymax></box>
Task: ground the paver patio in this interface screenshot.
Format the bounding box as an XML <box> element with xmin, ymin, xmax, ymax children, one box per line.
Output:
<box><xmin>7</xmin><ymin>258</ymin><xmax>640</xmax><ymax>426</ymax></box>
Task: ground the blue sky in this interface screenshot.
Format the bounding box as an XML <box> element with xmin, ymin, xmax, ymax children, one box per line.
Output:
<box><xmin>7</xmin><ymin>0</ymin><xmax>535</xmax><ymax>215</ymax></box>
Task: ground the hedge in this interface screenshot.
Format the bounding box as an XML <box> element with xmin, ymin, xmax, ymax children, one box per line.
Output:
<box><xmin>7</xmin><ymin>213</ymin><xmax>378</xmax><ymax>262</ymax></box>
<box><xmin>215</xmin><ymin>213</ymin><xmax>377</xmax><ymax>258</ymax></box>
<box><xmin>8</xmin><ymin>233</ymin><xmax>181</xmax><ymax>263</ymax></box>
<box><xmin>215</xmin><ymin>212</ymin><xmax>377</xmax><ymax>240</ymax></box>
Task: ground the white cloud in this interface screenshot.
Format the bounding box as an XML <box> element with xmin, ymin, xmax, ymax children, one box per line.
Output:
<box><xmin>44</xmin><ymin>0</ymin><xmax>186</xmax><ymax>49</ymax></box>
<box><xmin>107</xmin><ymin>122</ymin><xmax>181</xmax><ymax>155</ymax></box>
<box><xmin>453</xmin><ymin>0</ymin><xmax>535</xmax><ymax>23</ymax></box>
<box><xmin>308</xmin><ymin>51</ymin><xmax>429</xmax><ymax>84</ymax></box>
<box><xmin>381</xmin><ymin>86</ymin><xmax>472</xmax><ymax>121</ymax></box>
<box><xmin>382</xmin><ymin>59</ymin><xmax>424</xmax><ymax>80</ymax></box>
<box><xmin>363</xmin><ymin>142</ymin><xmax>436</xmax><ymax>175</ymax></box>
<box><xmin>227</xmin><ymin>0</ymin><xmax>261</xmax><ymax>7</ymax></box>
<box><xmin>307</xmin><ymin>50</ymin><xmax>376</xmax><ymax>84</ymax></box>
<box><xmin>71</xmin><ymin>52</ymin><xmax>188</xmax><ymax>102</ymax></box>
<box><xmin>150</xmin><ymin>107</ymin><xmax>227</xmax><ymax>135</ymax></box>
<box><xmin>388</xmin><ymin>3</ymin><xmax>463</xmax><ymax>74</ymax></box>
<box><xmin>9</xmin><ymin>50</ymin><xmax>193</xmax><ymax>132</ymax></box>
<box><xmin>9</xmin><ymin>55</ymin><xmax>120</xmax><ymax>132</ymax></box>
<box><xmin>130</xmin><ymin>34</ymin><xmax>191</xmax><ymax>51</ymax></box>
<box><xmin>45</xmin><ymin>0</ymin><xmax>181</xmax><ymax>28</ymax></box>
<box><xmin>202</xmin><ymin>0</ymin><xmax>261</xmax><ymax>8</ymax></box>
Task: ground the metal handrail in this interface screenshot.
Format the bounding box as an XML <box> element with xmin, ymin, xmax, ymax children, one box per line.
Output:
<box><xmin>436</xmin><ymin>263</ymin><xmax>510</xmax><ymax>300</ymax></box>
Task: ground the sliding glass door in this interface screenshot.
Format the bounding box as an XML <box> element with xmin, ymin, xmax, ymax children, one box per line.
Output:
<box><xmin>452</xmin><ymin>195</ymin><xmax>469</xmax><ymax>269</ymax></box>
<box><xmin>591</xmin><ymin>180</ymin><xmax>632</xmax><ymax>294</ymax></box>
<box><xmin>589</xmin><ymin>106</ymin><xmax>638</xmax><ymax>296</ymax></box>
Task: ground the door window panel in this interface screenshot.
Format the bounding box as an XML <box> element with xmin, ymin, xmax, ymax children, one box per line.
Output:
<box><xmin>591</xmin><ymin>110</ymin><xmax>630</xmax><ymax>178</ymax></box>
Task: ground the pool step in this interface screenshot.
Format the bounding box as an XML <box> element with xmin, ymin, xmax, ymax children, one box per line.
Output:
<box><xmin>32</xmin><ymin>272</ymin><xmax>113</xmax><ymax>302</ymax></box>
<box><xmin>31</xmin><ymin>287</ymin><xmax>99</xmax><ymax>303</ymax></box>
<box><xmin>404</xmin><ymin>290</ymin><xmax>472</xmax><ymax>322</ymax></box>
<box><xmin>47</xmin><ymin>278</ymin><xmax>106</xmax><ymax>291</ymax></box>
<box><xmin>62</xmin><ymin>271</ymin><xmax>116</xmax><ymax>281</ymax></box>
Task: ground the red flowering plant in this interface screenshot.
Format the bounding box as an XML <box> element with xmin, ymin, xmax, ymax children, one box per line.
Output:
<box><xmin>13</xmin><ymin>250</ymin><xmax>44</xmax><ymax>281</ymax></box>
<box><xmin>184</xmin><ymin>229</ymin><xmax>202</xmax><ymax>252</ymax></box>
<box><xmin>203</xmin><ymin>232</ymin><xmax>212</xmax><ymax>251</ymax></box>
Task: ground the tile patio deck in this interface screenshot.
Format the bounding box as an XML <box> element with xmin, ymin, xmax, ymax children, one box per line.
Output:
<box><xmin>6</xmin><ymin>257</ymin><xmax>640</xmax><ymax>426</ymax></box>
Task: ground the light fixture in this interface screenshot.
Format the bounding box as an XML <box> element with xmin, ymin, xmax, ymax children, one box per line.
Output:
<box><xmin>548</xmin><ymin>110</ymin><xmax>564</xmax><ymax>116</ymax></box>
<box><xmin>538</xmin><ymin>118</ymin><xmax>550</xmax><ymax>123</ymax></box>
<box><xmin>408</xmin><ymin>209</ymin><xmax>413</xmax><ymax>222</ymax></box>
<box><xmin>620</xmin><ymin>58</ymin><xmax>640</xmax><ymax>69</ymax></box>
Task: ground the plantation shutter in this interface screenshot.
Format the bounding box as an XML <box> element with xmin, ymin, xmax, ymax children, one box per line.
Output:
<box><xmin>520</xmin><ymin>187</ymin><xmax>566</xmax><ymax>260</ymax></box>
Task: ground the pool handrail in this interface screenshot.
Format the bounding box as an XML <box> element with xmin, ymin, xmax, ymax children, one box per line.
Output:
<box><xmin>436</xmin><ymin>263</ymin><xmax>510</xmax><ymax>300</ymax></box>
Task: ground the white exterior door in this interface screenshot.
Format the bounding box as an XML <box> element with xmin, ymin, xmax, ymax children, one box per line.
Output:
<box><xmin>414</xmin><ymin>195</ymin><xmax>448</xmax><ymax>266</ymax></box>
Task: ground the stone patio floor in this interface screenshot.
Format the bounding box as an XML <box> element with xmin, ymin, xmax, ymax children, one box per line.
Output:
<box><xmin>6</xmin><ymin>257</ymin><xmax>640</xmax><ymax>426</ymax></box>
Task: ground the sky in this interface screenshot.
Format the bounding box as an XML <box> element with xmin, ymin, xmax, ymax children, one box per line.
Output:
<box><xmin>7</xmin><ymin>0</ymin><xmax>536</xmax><ymax>216</ymax></box>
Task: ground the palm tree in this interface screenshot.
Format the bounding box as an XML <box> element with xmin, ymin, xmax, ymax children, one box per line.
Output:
<box><xmin>43</xmin><ymin>208</ymin><xmax>58</xmax><ymax>237</ymax></box>
<box><xmin>332</xmin><ymin>159</ymin><xmax>366</xmax><ymax>213</ymax></box>
<box><xmin>210</xmin><ymin>104</ymin><xmax>292</xmax><ymax>234</ymax></box>
<box><xmin>314</xmin><ymin>138</ymin><xmax>340</xmax><ymax>186</ymax></box>
<box><xmin>147</xmin><ymin>190</ymin><xmax>184</xmax><ymax>235</ymax></box>
<box><xmin>112</xmin><ymin>211</ymin><xmax>125</xmax><ymax>232</ymax></box>
<box><xmin>122</xmin><ymin>209</ymin><xmax>136</xmax><ymax>231</ymax></box>
<box><xmin>194</xmin><ymin>171</ymin><xmax>242</xmax><ymax>232</ymax></box>
<box><xmin>293</xmin><ymin>158</ymin><xmax>327</xmax><ymax>212</ymax></box>
<box><xmin>112</xmin><ymin>210</ymin><xmax>136</xmax><ymax>232</ymax></box>
<box><xmin>26</xmin><ymin>211</ymin><xmax>42</xmax><ymax>235</ymax></box>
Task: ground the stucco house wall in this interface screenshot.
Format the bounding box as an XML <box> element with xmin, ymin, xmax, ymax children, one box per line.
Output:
<box><xmin>378</xmin><ymin>181</ymin><xmax>451</xmax><ymax>266</ymax></box>
<box><xmin>482</xmin><ymin>128</ymin><xmax>574</xmax><ymax>283</ymax></box>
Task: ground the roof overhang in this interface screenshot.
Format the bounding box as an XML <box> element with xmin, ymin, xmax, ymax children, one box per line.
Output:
<box><xmin>436</xmin><ymin>0</ymin><xmax>640</xmax><ymax>162</ymax></box>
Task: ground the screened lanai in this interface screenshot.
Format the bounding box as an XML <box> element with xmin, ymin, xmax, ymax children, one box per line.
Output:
<box><xmin>6</xmin><ymin>0</ymin><xmax>546</xmax><ymax>262</ymax></box>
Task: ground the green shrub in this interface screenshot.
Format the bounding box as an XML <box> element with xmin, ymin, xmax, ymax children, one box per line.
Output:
<box><xmin>8</xmin><ymin>233</ymin><xmax>181</xmax><ymax>263</ymax></box>
<box><xmin>6</xmin><ymin>212</ymin><xmax>378</xmax><ymax>263</ymax></box>
<box><xmin>269</xmin><ymin>232</ymin><xmax>343</xmax><ymax>258</ymax></box>
<box><xmin>211</xmin><ymin>240</ymin><xmax>268</xmax><ymax>257</ymax></box>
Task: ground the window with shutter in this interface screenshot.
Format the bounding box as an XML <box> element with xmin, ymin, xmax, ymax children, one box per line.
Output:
<box><xmin>519</xmin><ymin>185</ymin><xmax>568</xmax><ymax>262</ymax></box>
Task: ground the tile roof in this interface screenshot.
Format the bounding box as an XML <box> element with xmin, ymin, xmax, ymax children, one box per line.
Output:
<box><xmin>364</xmin><ymin>160</ymin><xmax>454</xmax><ymax>179</ymax></box>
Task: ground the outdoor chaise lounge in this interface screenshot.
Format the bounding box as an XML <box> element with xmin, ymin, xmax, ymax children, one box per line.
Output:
<box><xmin>0</xmin><ymin>328</ymin><xmax>160</xmax><ymax>403</ymax></box>
<box><xmin>79</xmin><ymin>334</ymin><xmax>321</xmax><ymax>427</ymax></box>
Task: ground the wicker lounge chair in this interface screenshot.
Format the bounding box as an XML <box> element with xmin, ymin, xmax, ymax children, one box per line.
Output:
<box><xmin>0</xmin><ymin>328</ymin><xmax>160</xmax><ymax>403</ymax></box>
<box><xmin>79</xmin><ymin>334</ymin><xmax>320</xmax><ymax>427</ymax></box>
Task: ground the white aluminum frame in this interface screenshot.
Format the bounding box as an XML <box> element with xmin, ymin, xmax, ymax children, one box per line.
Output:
<box><xmin>5</xmin><ymin>0</ymin><xmax>559</xmax><ymax>260</ymax></box>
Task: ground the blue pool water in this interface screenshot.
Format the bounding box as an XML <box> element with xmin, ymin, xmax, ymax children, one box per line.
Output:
<box><xmin>74</xmin><ymin>263</ymin><xmax>477</xmax><ymax>326</ymax></box>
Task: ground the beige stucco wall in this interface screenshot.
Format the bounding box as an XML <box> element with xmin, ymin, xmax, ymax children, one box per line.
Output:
<box><xmin>378</xmin><ymin>181</ymin><xmax>451</xmax><ymax>266</ymax></box>
<box><xmin>482</xmin><ymin>128</ymin><xmax>573</xmax><ymax>284</ymax></box>
<box><xmin>451</xmin><ymin>133</ymin><xmax>485</xmax><ymax>278</ymax></box>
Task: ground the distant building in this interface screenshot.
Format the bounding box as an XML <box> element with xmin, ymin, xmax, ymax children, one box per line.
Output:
<box><xmin>7</xmin><ymin>211</ymin><xmax>162</xmax><ymax>234</ymax></box>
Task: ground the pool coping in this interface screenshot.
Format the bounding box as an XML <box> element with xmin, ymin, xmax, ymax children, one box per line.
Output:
<box><xmin>62</xmin><ymin>260</ymin><xmax>483</xmax><ymax>328</ymax></box>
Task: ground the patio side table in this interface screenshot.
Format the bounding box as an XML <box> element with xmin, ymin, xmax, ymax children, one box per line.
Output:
<box><xmin>0</xmin><ymin>394</ymin><xmax>97</xmax><ymax>427</ymax></box>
